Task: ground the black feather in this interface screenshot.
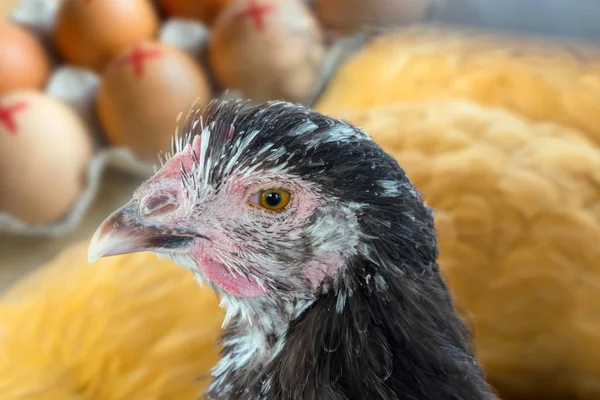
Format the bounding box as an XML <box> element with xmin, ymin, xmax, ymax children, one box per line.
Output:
<box><xmin>186</xmin><ymin>99</ymin><xmax>499</xmax><ymax>400</ymax></box>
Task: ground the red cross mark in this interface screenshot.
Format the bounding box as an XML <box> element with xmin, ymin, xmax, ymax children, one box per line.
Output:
<box><xmin>235</xmin><ymin>0</ymin><xmax>276</xmax><ymax>32</ymax></box>
<box><xmin>117</xmin><ymin>45</ymin><xmax>162</xmax><ymax>78</ymax></box>
<box><xmin>0</xmin><ymin>102</ymin><xmax>28</xmax><ymax>136</ymax></box>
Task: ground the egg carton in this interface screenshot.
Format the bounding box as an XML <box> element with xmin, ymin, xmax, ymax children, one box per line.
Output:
<box><xmin>0</xmin><ymin>0</ymin><xmax>367</xmax><ymax>237</ymax></box>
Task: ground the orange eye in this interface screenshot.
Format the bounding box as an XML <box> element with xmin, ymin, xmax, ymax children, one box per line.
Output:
<box><xmin>259</xmin><ymin>189</ymin><xmax>291</xmax><ymax>211</ymax></box>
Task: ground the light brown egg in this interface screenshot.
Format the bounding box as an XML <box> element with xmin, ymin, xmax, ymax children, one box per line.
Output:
<box><xmin>209</xmin><ymin>0</ymin><xmax>325</xmax><ymax>103</ymax></box>
<box><xmin>159</xmin><ymin>0</ymin><xmax>234</xmax><ymax>25</ymax></box>
<box><xmin>53</xmin><ymin>0</ymin><xmax>159</xmax><ymax>71</ymax></box>
<box><xmin>313</xmin><ymin>0</ymin><xmax>431</xmax><ymax>36</ymax></box>
<box><xmin>0</xmin><ymin>90</ymin><xmax>94</xmax><ymax>225</ymax></box>
<box><xmin>96</xmin><ymin>41</ymin><xmax>212</xmax><ymax>162</ymax></box>
<box><xmin>0</xmin><ymin>22</ymin><xmax>51</xmax><ymax>95</ymax></box>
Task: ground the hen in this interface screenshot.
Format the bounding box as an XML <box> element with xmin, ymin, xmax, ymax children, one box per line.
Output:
<box><xmin>89</xmin><ymin>99</ymin><xmax>499</xmax><ymax>399</ymax></box>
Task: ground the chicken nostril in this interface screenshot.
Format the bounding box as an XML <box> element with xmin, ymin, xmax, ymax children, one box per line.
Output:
<box><xmin>141</xmin><ymin>193</ymin><xmax>178</xmax><ymax>217</ymax></box>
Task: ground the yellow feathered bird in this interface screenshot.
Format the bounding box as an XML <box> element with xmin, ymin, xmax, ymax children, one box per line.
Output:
<box><xmin>0</xmin><ymin>242</ymin><xmax>223</xmax><ymax>399</ymax></box>
<box><xmin>1</xmin><ymin>26</ymin><xmax>600</xmax><ymax>400</ymax></box>
<box><xmin>317</xmin><ymin>26</ymin><xmax>600</xmax><ymax>146</ymax></box>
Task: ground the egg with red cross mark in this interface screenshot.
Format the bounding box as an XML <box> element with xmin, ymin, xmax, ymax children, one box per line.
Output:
<box><xmin>53</xmin><ymin>0</ymin><xmax>160</xmax><ymax>72</ymax></box>
<box><xmin>0</xmin><ymin>90</ymin><xmax>94</xmax><ymax>225</ymax></box>
<box><xmin>209</xmin><ymin>0</ymin><xmax>325</xmax><ymax>103</ymax></box>
<box><xmin>96</xmin><ymin>41</ymin><xmax>212</xmax><ymax>162</ymax></box>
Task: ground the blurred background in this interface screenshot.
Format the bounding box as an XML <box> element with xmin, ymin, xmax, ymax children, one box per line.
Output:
<box><xmin>1</xmin><ymin>0</ymin><xmax>599</xmax><ymax>399</ymax></box>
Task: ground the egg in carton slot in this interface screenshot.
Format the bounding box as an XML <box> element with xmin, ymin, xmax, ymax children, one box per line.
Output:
<box><xmin>1</xmin><ymin>0</ymin><xmax>364</xmax><ymax>237</ymax></box>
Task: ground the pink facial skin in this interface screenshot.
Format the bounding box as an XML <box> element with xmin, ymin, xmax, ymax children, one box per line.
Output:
<box><xmin>154</xmin><ymin>136</ymin><xmax>202</xmax><ymax>182</ymax></box>
<box><xmin>132</xmin><ymin>137</ymin><xmax>332</xmax><ymax>299</ymax></box>
<box><xmin>304</xmin><ymin>254</ymin><xmax>346</xmax><ymax>290</ymax></box>
<box><xmin>185</xmin><ymin>174</ymin><xmax>321</xmax><ymax>298</ymax></box>
<box><xmin>193</xmin><ymin>241</ymin><xmax>268</xmax><ymax>297</ymax></box>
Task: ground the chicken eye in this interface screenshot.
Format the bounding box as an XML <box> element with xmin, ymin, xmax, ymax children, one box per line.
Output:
<box><xmin>259</xmin><ymin>189</ymin><xmax>291</xmax><ymax>211</ymax></box>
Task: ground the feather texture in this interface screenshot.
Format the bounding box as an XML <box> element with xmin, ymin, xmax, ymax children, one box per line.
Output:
<box><xmin>161</xmin><ymin>99</ymin><xmax>499</xmax><ymax>399</ymax></box>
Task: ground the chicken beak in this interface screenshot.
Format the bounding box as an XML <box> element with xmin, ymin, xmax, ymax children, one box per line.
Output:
<box><xmin>88</xmin><ymin>200</ymin><xmax>194</xmax><ymax>263</ymax></box>
<box><xmin>87</xmin><ymin>201</ymin><xmax>150</xmax><ymax>263</ymax></box>
<box><xmin>88</xmin><ymin>193</ymin><xmax>199</xmax><ymax>264</ymax></box>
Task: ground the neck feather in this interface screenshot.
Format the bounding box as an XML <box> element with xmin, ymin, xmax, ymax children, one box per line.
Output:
<box><xmin>205</xmin><ymin>256</ymin><xmax>498</xmax><ymax>400</ymax></box>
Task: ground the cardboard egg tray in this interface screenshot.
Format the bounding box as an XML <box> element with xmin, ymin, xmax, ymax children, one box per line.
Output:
<box><xmin>0</xmin><ymin>0</ymin><xmax>368</xmax><ymax>237</ymax></box>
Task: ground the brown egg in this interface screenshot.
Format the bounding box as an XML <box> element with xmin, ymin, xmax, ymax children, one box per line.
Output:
<box><xmin>0</xmin><ymin>22</ymin><xmax>51</xmax><ymax>95</ymax></box>
<box><xmin>0</xmin><ymin>90</ymin><xmax>94</xmax><ymax>225</ymax></box>
<box><xmin>159</xmin><ymin>0</ymin><xmax>234</xmax><ymax>25</ymax></box>
<box><xmin>313</xmin><ymin>0</ymin><xmax>432</xmax><ymax>35</ymax></box>
<box><xmin>209</xmin><ymin>0</ymin><xmax>325</xmax><ymax>103</ymax></box>
<box><xmin>53</xmin><ymin>0</ymin><xmax>159</xmax><ymax>71</ymax></box>
<box><xmin>97</xmin><ymin>41</ymin><xmax>212</xmax><ymax>162</ymax></box>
